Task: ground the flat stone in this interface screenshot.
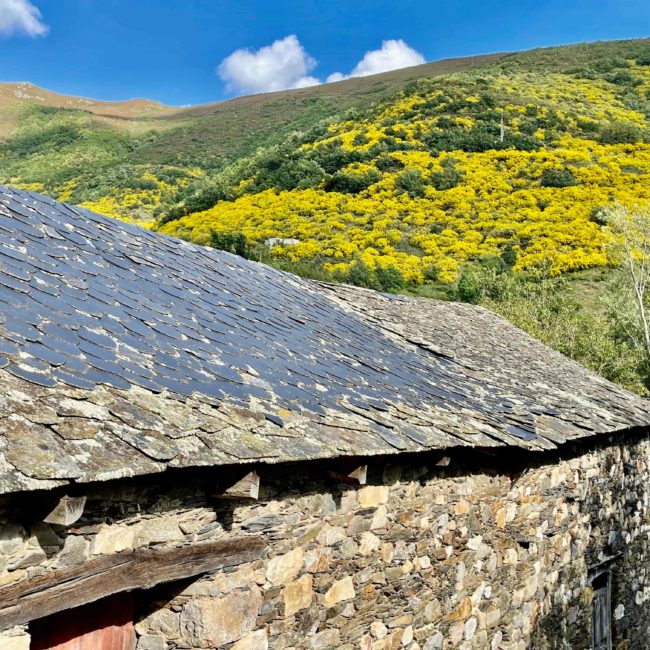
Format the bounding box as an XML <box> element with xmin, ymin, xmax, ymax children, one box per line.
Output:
<box><xmin>212</xmin><ymin>564</ymin><xmax>258</xmax><ymax>594</ymax></box>
<box><xmin>8</xmin><ymin>546</ymin><xmax>46</xmax><ymax>570</ymax></box>
<box><xmin>92</xmin><ymin>524</ymin><xmax>134</xmax><ymax>555</ymax></box>
<box><xmin>29</xmin><ymin>524</ymin><xmax>61</xmax><ymax>548</ymax></box>
<box><xmin>371</xmin><ymin>505</ymin><xmax>389</xmax><ymax>530</ymax></box>
<box><xmin>347</xmin><ymin>515</ymin><xmax>372</xmax><ymax>536</ymax></box>
<box><xmin>311</xmin><ymin>628</ymin><xmax>341</xmax><ymax>649</ymax></box>
<box><xmin>0</xmin><ymin>631</ymin><xmax>30</xmax><ymax>650</ymax></box>
<box><xmin>324</xmin><ymin>576</ymin><xmax>355</xmax><ymax>608</ymax></box>
<box><xmin>317</xmin><ymin>525</ymin><xmax>346</xmax><ymax>546</ymax></box>
<box><xmin>449</xmin><ymin>621</ymin><xmax>464</xmax><ymax>645</ymax></box>
<box><xmin>231</xmin><ymin>629</ymin><xmax>269</xmax><ymax>650</ymax></box>
<box><xmin>134</xmin><ymin>608</ymin><xmax>179</xmax><ymax>637</ymax></box>
<box><xmin>358</xmin><ymin>486</ymin><xmax>389</xmax><ymax>508</ymax></box>
<box><xmin>359</xmin><ymin>531</ymin><xmax>381</xmax><ymax>556</ymax></box>
<box><xmin>136</xmin><ymin>635</ymin><xmax>167</xmax><ymax>650</ymax></box>
<box><xmin>134</xmin><ymin>516</ymin><xmax>184</xmax><ymax>547</ymax></box>
<box><xmin>266</xmin><ymin>548</ymin><xmax>304</xmax><ymax>586</ymax></box>
<box><xmin>305</xmin><ymin>548</ymin><xmax>332</xmax><ymax>573</ymax></box>
<box><xmin>371</xmin><ymin>630</ymin><xmax>402</xmax><ymax>650</ymax></box>
<box><xmin>464</xmin><ymin>616</ymin><xmax>478</xmax><ymax>640</ymax></box>
<box><xmin>58</xmin><ymin>535</ymin><xmax>90</xmax><ymax>568</ymax></box>
<box><xmin>371</xmin><ymin>621</ymin><xmax>388</xmax><ymax>638</ymax></box>
<box><xmin>0</xmin><ymin>524</ymin><xmax>25</xmax><ymax>555</ymax></box>
<box><xmin>423</xmin><ymin>632</ymin><xmax>444</xmax><ymax>650</ymax></box>
<box><xmin>282</xmin><ymin>574</ymin><xmax>313</xmax><ymax>617</ymax></box>
<box><xmin>485</xmin><ymin>608</ymin><xmax>501</xmax><ymax>628</ymax></box>
<box><xmin>180</xmin><ymin>587</ymin><xmax>262</xmax><ymax>647</ymax></box>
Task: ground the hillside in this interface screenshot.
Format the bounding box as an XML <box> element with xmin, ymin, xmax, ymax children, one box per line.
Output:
<box><xmin>1</xmin><ymin>39</ymin><xmax>647</xmax><ymax>222</ymax></box>
<box><xmin>158</xmin><ymin>38</ymin><xmax>650</xmax><ymax>286</ymax></box>
<box><xmin>0</xmin><ymin>81</ymin><xmax>171</xmax><ymax>137</ymax></box>
<box><xmin>2</xmin><ymin>37</ymin><xmax>650</xmax><ymax>394</ymax></box>
<box><xmin>0</xmin><ymin>51</ymin><xmax>505</xmax><ymax>217</ymax></box>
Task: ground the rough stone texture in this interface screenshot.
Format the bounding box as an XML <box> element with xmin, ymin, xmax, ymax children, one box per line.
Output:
<box><xmin>91</xmin><ymin>523</ymin><xmax>134</xmax><ymax>555</ymax></box>
<box><xmin>0</xmin><ymin>627</ymin><xmax>30</xmax><ymax>650</ymax></box>
<box><xmin>179</xmin><ymin>587</ymin><xmax>262</xmax><ymax>648</ymax></box>
<box><xmin>136</xmin><ymin>635</ymin><xmax>167</xmax><ymax>650</ymax></box>
<box><xmin>324</xmin><ymin>576</ymin><xmax>356</xmax><ymax>608</ymax></box>
<box><xmin>266</xmin><ymin>548</ymin><xmax>304</xmax><ymax>586</ymax></box>
<box><xmin>0</xmin><ymin>433</ymin><xmax>649</xmax><ymax>648</ymax></box>
<box><xmin>1</xmin><ymin>185</ymin><xmax>650</xmax><ymax>494</ymax></box>
<box><xmin>231</xmin><ymin>629</ymin><xmax>269</xmax><ymax>650</ymax></box>
<box><xmin>282</xmin><ymin>574</ymin><xmax>313</xmax><ymax>616</ymax></box>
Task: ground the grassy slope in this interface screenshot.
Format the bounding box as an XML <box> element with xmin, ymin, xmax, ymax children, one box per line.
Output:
<box><xmin>0</xmin><ymin>50</ymin><xmax>506</xmax><ymax>214</ymax></box>
<box><xmin>0</xmin><ymin>52</ymin><xmax>504</xmax><ymax>162</ymax></box>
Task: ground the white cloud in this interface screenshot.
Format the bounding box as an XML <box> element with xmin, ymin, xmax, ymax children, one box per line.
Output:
<box><xmin>0</xmin><ymin>0</ymin><xmax>48</xmax><ymax>37</ymax></box>
<box><xmin>217</xmin><ymin>35</ymin><xmax>319</xmax><ymax>95</ymax></box>
<box><xmin>217</xmin><ymin>36</ymin><xmax>426</xmax><ymax>96</ymax></box>
<box><xmin>327</xmin><ymin>39</ymin><xmax>425</xmax><ymax>82</ymax></box>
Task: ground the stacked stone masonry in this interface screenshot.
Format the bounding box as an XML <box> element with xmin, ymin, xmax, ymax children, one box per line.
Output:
<box><xmin>1</xmin><ymin>432</ymin><xmax>648</xmax><ymax>649</ymax></box>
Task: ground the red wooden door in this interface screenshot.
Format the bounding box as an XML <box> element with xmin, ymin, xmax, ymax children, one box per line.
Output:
<box><xmin>30</xmin><ymin>593</ymin><xmax>136</xmax><ymax>650</ymax></box>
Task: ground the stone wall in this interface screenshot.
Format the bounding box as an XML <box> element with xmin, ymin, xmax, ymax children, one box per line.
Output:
<box><xmin>0</xmin><ymin>431</ymin><xmax>649</xmax><ymax>649</ymax></box>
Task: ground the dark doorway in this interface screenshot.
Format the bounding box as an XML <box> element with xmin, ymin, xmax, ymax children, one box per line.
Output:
<box><xmin>29</xmin><ymin>592</ymin><xmax>135</xmax><ymax>650</ymax></box>
<box><xmin>591</xmin><ymin>569</ymin><xmax>612</xmax><ymax>650</ymax></box>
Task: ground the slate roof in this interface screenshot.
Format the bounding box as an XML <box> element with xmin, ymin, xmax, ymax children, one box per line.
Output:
<box><xmin>0</xmin><ymin>185</ymin><xmax>648</xmax><ymax>495</ymax></box>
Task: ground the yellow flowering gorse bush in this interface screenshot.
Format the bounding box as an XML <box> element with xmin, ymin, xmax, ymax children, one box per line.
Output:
<box><xmin>160</xmin><ymin>64</ymin><xmax>650</xmax><ymax>283</ymax></box>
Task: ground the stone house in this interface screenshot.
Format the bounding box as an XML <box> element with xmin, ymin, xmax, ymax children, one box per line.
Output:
<box><xmin>0</xmin><ymin>184</ymin><xmax>649</xmax><ymax>650</ymax></box>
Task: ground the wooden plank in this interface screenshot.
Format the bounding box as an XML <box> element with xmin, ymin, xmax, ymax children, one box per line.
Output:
<box><xmin>43</xmin><ymin>495</ymin><xmax>86</xmax><ymax>527</ymax></box>
<box><xmin>0</xmin><ymin>535</ymin><xmax>266</xmax><ymax>631</ymax></box>
<box><xmin>213</xmin><ymin>471</ymin><xmax>260</xmax><ymax>500</ymax></box>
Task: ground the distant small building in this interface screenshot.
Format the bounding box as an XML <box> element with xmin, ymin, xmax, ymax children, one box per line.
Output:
<box><xmin>264</xmin><ymin>236</ymin><xmax>300</xmax><ymax>248</ymax></box>
<box><xmin>0</xmin><ymin>185</ymin><xmax>649</xmax><ymax>649</ymax></box>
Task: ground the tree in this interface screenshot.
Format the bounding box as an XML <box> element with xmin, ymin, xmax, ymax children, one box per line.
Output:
<box><xmin>604</xmin><ymin>204</ymin><xmax>650</xmax><ymax>363</ymax></box>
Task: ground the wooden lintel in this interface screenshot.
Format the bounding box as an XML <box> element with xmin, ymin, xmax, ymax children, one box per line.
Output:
<box><xmin>213</xmin><ymin>471</ymin><xmax>260</xmax><ymax>500</ymax></box>
<box><xmin>0</xmin><ymin>535</ymin><xmax>266</xmax><ymax>631</ymax></box>
<box><xmin>328</xmin><ymin>464</ymin><xmax>368</xmax><ymax>485</ymax></box>
<box><xmin>43</xmin><ymin>495</ymin><xmax>87</xmax><ymax>527</ymax></box>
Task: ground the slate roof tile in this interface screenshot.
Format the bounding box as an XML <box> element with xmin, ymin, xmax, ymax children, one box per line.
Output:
<box><xmin>0</xmin><ymin>185</ymin><xmax>648</xmax><ymax>494</ymax></box>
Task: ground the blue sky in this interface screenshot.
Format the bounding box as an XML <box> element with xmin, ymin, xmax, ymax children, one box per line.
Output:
<box><xmin>0</xmin><ymin>0</ymin><xmax>649</xmax><ymax>106</ymax></box>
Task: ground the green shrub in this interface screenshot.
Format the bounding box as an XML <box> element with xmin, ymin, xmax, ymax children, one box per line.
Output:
<box><xmin>566</xmin><ymin>67</ymin><xmax>597</xmax><ymax>80</ymax></box>
<box><xmin>345</xmin><ymin>257</ymin><xmax>378</xmax><ymax>289</ymax></box>
<box><xmin>428</xmin><ymin>160</ymin><xmax>464</xmax><ymax>190</ymax></box>
<box><xmin>248</xmin><ymin>156</ymin><xmax>325</xmax><ymax>192</ymax></box>
<box><xmin>540</xmin><ymin>168</ymin><xmax>577</xmax><ymax>188</ymax></box>
<box><xmin>456</xmin><ymin>268</ymin><xmax>482</xmax><ymax>304</ymax></box>
<box><xmin>423</xmin><ymin>264</ymin><xmax>440</xmax><ymax>282</ymax></box>
<box><xmin>598</xmin><ymin>121</ymin><xmax>645</xmax><ymax>144</ymax></box>
<box><xmin>500</xmin><ymin>244</ymin><xmax>518</xmax><ymax>268</ymax></box>
<box><xmin>374</xmin><ymin>154</ymin><xmax>404</xmax><ymax>172</ymax></box>
<box><xmin>375</xmin><ymin>264</ymin><xmax>406</xmax><ymax>292</ymax></box>
<box><xmin>209</xmin><ymin>231</ymin><xmax>251</xmax><ymax>258</ymax></box>
<box><xmin>424</xmin><ymin>123</ymin><xmax>541</xmax><ymax>154</ymax></box>
<box><xmin>592</xmin><ymin>57</ymin><xmax>629</xmax><ymax>73</ymax></box>
<box><xmin>605</xmin><ymin>71</ymin><xmax>641</xmax><ymax>87</ymax></box>
<box><xmin>395</xmin><ymin>168</ymin><xmax>426</xmax><ymax>198</ymax></box>
<box><xmin>636</xmin><ymin>52</ymin><xmax>650</xmax><ymax>66</ymax></box>
<box><xmin>324</xmin><ymin>169</ymin><xmax>381</xmax><ymax>194</ymax></box>
<box><xmin>352</xmin><ymin>132</ymin><xmax>370</xmax><ymax>146</ymax></box>
<box><xmin>309</xmin><ymin>141</ymin><xmax>369</xmax><ymax>174</ymax></box>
